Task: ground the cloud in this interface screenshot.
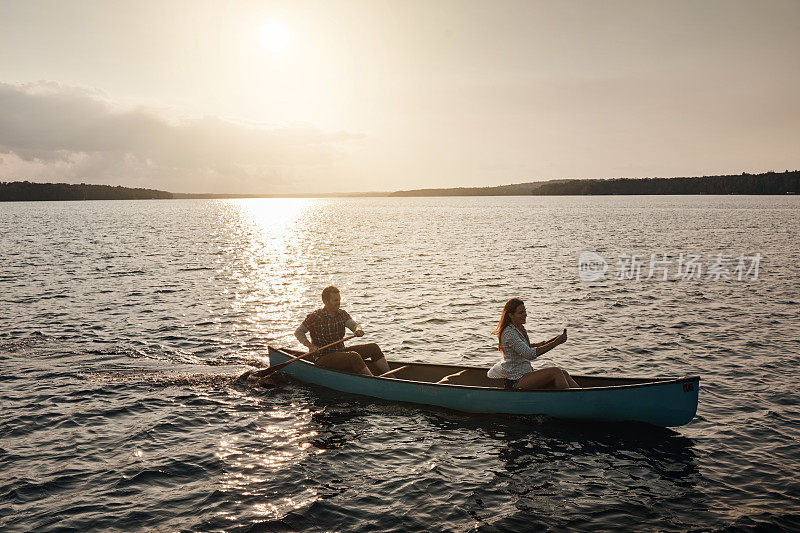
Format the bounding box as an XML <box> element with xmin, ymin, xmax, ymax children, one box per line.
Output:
<box><xmin>0</xmin><ymin>81</ymin><xmax>363</xmax><ymax>192</ymax></box>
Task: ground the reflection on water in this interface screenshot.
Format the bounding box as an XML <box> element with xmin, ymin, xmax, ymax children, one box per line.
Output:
<box><xmin>251</xmin><ymin>488</ymin><xmax>319</xmax><ymax>521</ymax></box>
<box><xmin>215</xmin><ymin>398</ymin><xmax>324</xmax><ymax>521</ymax></box>
<box><xmin>217</xmin><ymin>199</ymin><xmax>316</xmax><ymax>363</ymax></box>
<box><xmin>484</xmin><ymin>420</ymin><xmax>708</xmax><ymax>529</ymax></box>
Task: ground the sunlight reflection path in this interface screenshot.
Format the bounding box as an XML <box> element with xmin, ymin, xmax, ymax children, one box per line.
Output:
<box><xmin>216</xmin><ymin>403</ymin><xmax>322</xmax><ymax>520</ymax></box>
<box><xmin>216</xmin><ymin>198</ymin><xmax>322</xmax><ymax>361</ymax></box>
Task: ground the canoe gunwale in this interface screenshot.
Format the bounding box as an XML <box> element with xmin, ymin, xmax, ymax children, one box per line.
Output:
<box><xmin>267</xmin><ymin>346</ymin><xmax>700</xmax><ymax>393</ymax></box>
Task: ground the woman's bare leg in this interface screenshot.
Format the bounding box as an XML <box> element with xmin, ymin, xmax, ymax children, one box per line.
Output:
<box><xmin>517</xmin><ymin>367</ymin><xmax>570</xmax><ymax>390</ymax></box>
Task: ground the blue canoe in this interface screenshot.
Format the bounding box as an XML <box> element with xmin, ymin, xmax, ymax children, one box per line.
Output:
<box><xmin>267</xmin><ymin>347</ymin><xmax>700</xmax><ymax>427</ymax></box>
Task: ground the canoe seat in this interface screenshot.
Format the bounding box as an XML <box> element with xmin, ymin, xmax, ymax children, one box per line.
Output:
<box><xmin>436</xmin><ymin>369</ymin><xmax>469</xmax><ymax>384</ymax></box>
<box><xmin>380</xmin><ymin>365</ymin><xmax>410</xmax><ymax>378</ymax></box>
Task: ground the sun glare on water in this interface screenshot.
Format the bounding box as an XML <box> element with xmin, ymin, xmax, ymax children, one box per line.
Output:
<box><xmin>257</xmin><ymin>19</ymin><xmax>291</xmax><ymax>56</ymax></box>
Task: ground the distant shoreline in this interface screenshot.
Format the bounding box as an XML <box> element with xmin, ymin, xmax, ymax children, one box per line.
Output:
<box><xmin>1</xmin><ymin>171</ymin><xmax>797</xmax><ymax>201</ymax></box>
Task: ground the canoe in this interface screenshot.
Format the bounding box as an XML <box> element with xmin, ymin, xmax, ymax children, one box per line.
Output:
<box><xmin>267</xmin><ymin>346</ymin><xmax>700</xmax><ymax>427</ymax></box>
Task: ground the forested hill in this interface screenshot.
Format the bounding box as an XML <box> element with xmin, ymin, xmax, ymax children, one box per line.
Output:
<box><xmin>534</xmin><ymin>171</ymin><xmax>799</xmax><ymax>195</ymax></box>
<box><xmin>0</xmin><ymin>181</ymin><xmax>173</xmax><ymax>201</ymax></box>
<box><xmin>387</xmin><ymin>180</ymin><xmax>570</xmax><ymax>197</ymax></box>
<box><xmin>390</xmin><ymin>171</ymin><xmax>799</xmax><ymax>196</ymax></box>
<box><xmin>3</xmin><ymin>171</ymin><xmax>798</xmax><ymax>200</ymax></box>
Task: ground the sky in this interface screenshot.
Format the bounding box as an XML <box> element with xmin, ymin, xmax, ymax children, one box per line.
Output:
<box><xmin>0</xmin><ymin>0</ymin><xmax>798</xmax><ymax>194</ymax></box>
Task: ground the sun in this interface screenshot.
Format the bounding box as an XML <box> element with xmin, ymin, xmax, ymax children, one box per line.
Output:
<box><xmin>257</xmin><ymin>19</ymin><xmax>291</xmax><ymax>56</ymax></box>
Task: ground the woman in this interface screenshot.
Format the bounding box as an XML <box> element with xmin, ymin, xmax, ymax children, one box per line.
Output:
<box><xmin>487</xmin><ymin>298</ymin><xmax>580</xmax><ymax>390</ymax></box>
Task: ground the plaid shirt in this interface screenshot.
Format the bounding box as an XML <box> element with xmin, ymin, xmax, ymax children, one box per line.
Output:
<box><xmin>302</xmin><ymin>308</ymin><xmax>353</xmax><ymax>356</ymax></box>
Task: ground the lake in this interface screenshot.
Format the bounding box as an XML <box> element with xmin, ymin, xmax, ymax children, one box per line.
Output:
<box><xmin>1</xmin><ymin>195</ymin><xmax>799</xmax><ymax>531</ymax></box>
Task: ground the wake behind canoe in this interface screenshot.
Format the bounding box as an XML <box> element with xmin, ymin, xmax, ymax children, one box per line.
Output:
<box><xmin>267</xmin><ymin>346</ymin><xmax>700</xmax><ymax>427</ymax></box>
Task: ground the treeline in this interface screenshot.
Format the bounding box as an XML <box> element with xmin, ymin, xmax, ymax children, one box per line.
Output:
<box><xmin>0</xmin><ymin>181</ymin><xmax>173</xmax><ymax>201</ymax></box>
<box><xmin>534</xmin><ymin>171</ymin><xmax>799</xmax><ymax>196</ymax></box>
<box><xmin>3</xmin><ymin>171</ymin><xmax>798</xmax><ymax>200</ymax></box>
<box><xmin>391</xmin><ymin>171</ymin><xmax>799</xmax><ymax>197</ymax></box>
<box><xmin>390</xmin><ymin>181</ymin><xmax>564</xmax><ymax>197</ymax></box>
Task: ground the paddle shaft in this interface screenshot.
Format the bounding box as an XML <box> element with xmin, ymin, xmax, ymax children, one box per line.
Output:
<box><xmin>259</xmin><ymin>334</ymin><xmax>358</xmax><ymax>377</ymax></box>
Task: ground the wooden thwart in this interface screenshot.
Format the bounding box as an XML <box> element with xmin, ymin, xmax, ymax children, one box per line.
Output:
<box><xmin>379</xmin><ymin>365</ymin><xmax>410</xmax><ymax>378</ymax></box>
<box><xmin>436</xmin><ymin>369</ymin><xmax>468</xmax><ymax>384</ymax></box>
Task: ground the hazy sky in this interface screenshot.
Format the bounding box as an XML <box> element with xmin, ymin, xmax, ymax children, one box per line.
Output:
<box><xmin>1</xmin><ymin>0</ymin><xmax>798</xmax><ymax>193</ymax></box>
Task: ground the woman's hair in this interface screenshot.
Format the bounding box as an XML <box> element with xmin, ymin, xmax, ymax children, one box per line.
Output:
<box><xmin>492</xmin><ymin>298</ymin><xmax>524</xmax><ymax>351</ymax></box>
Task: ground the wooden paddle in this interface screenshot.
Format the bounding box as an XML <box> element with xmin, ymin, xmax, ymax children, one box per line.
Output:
<box><xmin>254</xmin><ymin>334</ymin><xmax>358</xmax><ymax>378</ymax></box>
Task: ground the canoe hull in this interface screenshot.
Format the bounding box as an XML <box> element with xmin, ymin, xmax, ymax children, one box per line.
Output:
<box><xmin>267</xmin><ymin>347</ymin><xmax>699</xmax><ymax>427</ymax></box>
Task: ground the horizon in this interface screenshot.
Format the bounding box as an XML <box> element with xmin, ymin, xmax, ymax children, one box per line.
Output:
<box><xmin>1</xmin><ymin>1</ymin><xmax>799</xmax><ymax>194</ymax></box>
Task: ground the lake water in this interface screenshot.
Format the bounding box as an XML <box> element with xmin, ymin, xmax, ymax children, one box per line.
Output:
<box><xmin>1</xmin><ymin>196</ymin><xmax>799</xmax><ymax>531</ymax></box>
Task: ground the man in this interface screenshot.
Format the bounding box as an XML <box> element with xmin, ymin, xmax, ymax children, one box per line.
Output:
<box><xmin>294</xmin><ymin>286</ymin><xmax>390</xmax><ymax>376</ymax></box>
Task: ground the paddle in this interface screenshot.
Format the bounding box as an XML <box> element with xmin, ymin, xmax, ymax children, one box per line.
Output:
<box><xmin>253</xmin><ymin>334</ymin><xmax>358</xmax><ymax>378</ymax></box>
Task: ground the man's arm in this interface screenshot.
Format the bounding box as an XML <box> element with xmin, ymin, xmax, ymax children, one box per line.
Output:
<box><xmin>295</xmin><ymin>324</ymin><xmax>318</xmax><ymax>351</ymax></box>
<box><xmin>345</xmin><ymin>318</ymin><xmax>364</xmax><ymax>337</ymax></box>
